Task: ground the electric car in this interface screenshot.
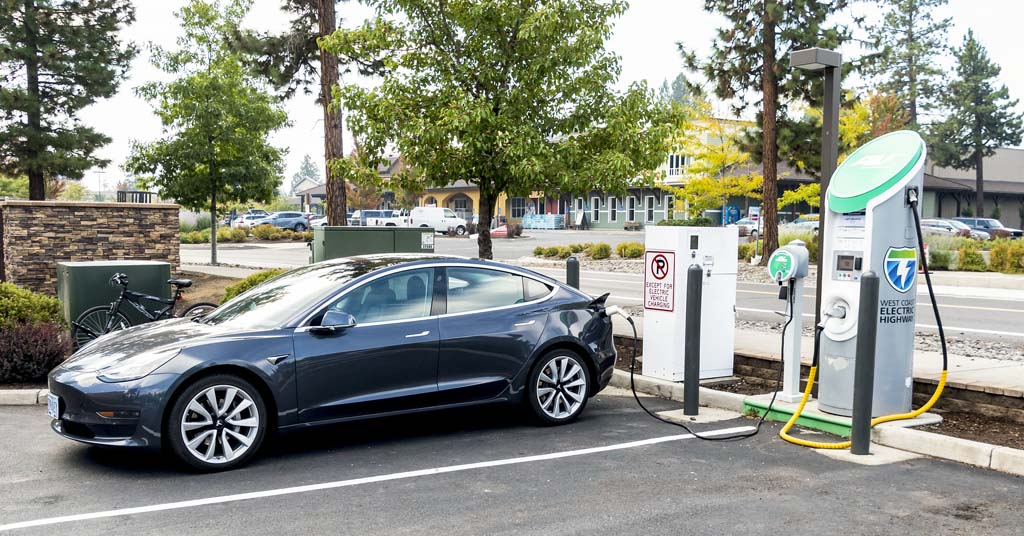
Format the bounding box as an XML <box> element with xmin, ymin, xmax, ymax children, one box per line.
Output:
<box><xmin>47</xmin><ymin>255</ymin><xmax>616</xmax><ymax>471</ymax></box>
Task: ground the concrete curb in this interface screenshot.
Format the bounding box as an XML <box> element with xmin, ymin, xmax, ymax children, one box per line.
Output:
<box><xmin>610</xmin><ymin>369</ymin><xmax>1024</xmax><ymax>477</ymax></box>
<box><xmin>0</xmin><ymin>389</ymin><xmax>48</xmax><ymax>406</ymax></box>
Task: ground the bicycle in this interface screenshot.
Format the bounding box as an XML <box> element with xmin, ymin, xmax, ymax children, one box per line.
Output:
<box><xmin>71</xmin><ymin>273</ymin><xmax>219</xmax><ymax>348</ymax></box>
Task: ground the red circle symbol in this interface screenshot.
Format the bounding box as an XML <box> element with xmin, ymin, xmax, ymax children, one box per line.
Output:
<box><xmin>651</xmin><ymin>254</ymin><xmax>670</xmax><ymax>280</ymax></box>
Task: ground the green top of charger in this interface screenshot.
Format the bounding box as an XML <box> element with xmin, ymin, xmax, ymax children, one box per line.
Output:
<box><xmin>827</xmin><ymin>130</ymin><xmax>924</xmax><ymax>213</ymax></box>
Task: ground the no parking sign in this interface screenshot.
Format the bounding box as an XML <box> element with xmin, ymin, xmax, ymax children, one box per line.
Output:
<box><xmin>644</xmin><ymin>250</ymin><xmax>675</xmax><ymax>312</ymax></box>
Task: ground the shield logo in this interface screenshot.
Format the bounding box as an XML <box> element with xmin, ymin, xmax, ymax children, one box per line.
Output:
<box><xmin>884</xmin><ymin>247</ymin><xmax>917</xmax><ymax>293</ymax></box>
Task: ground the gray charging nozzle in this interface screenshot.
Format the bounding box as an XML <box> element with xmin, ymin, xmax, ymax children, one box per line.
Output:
<box><xmin>818</xmin><ymin>304</ymin><xmax>847</xmax><ymax>328</ymax></box>
<box><xmin>603</xmin><ymin>305</ymin><xmax>630</xmax><ymax>320</ymax></box>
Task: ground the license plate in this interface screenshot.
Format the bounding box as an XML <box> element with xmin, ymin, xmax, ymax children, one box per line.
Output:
<box><xmin>47</xmin><ymin>393</ymin><xmax>60</xmax><ymax>419</ymax></box>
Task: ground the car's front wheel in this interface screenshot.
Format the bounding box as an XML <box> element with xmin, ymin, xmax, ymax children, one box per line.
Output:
<box><xmin>294</xmin><ymin>223</ymin><xmax>307</xmax><ymax>232</ymax></box>
<box><xmin>168</xmin><ymin>374</ymin><xmax>267</xmax><ymax>472</ymax></box>
<box><xmin>455</xmin><ymin>225</ymin><xmax>467</xmax><ymax>236</ymax></box>
<box><xmin>527</xmin><ymin>350</ymin><xmax>591</xmax><ymax>425</ymax></box>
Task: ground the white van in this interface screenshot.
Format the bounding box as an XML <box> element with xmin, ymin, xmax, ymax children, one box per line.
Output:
<box><xmin>409</xmin><ymin>206</ymin><xmax>468</xmax><ymax>235</ymax></box>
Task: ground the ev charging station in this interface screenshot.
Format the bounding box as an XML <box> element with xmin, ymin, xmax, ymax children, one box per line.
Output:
<box><xmin>817</xmin><ymin>130</ymin><xmax>926</xmax><ymax>417</ymax></box>
<box><xmin>642</xmin><ymin>226</ymin><xmax>737</xmax><ymax>381</ymax></box>
<box><xmin>767</xmin><ymin>241</ymin><xmax>810</xmax><ymax>403</ymax></box>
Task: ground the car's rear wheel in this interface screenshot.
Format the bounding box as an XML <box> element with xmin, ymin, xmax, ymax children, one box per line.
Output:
<box><xmin>527</xmin><ymin>350</ymin><xmax>590</xmax><ymax>425</ymax></box>
<box><xmin>168</xmin><ymin>374</ymin><xmax>267</xmax><ymax>472</ymax></box>
<box><xmin>455</xmin><ymin>225</ymin><xmax>467</xmax><ymax>236</ymax></box>
<box><xmin>294</xmin><ymin>223</ymin><xmax>307</xmax><ymax>232</ymax></box>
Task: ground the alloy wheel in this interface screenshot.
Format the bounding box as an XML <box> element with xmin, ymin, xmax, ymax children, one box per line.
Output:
<box><xmin>536</xmin><ymin>356</ymin><xmax>587</xmax><ymax>419</ymax></box>
<box><xmin>180</xmin><ymin>385</ymin><xmax>260</xmax><ymax>464</ymax></box>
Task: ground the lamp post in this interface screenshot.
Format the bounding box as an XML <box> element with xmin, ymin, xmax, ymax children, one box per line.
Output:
<box><xmin>790</xmin><ymin>47</ymin><xmax>841</xmax><ymax>327</ymax></box>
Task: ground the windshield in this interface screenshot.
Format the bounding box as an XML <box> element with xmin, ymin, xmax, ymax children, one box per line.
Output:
<box><xmin>986</xmin><ymin>219</ymin><xmax>1004</xmax><ymax>228</ymax></box>
<box><xmin>947</xmin><ymin>220</ymin><xmax>969</xmax><ymax>230</ymax></box>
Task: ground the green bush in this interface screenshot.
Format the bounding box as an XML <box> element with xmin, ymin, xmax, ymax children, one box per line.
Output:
<box><xmin>0</xmin><ymin>283</ymin><xmax>65</xmax><ymax>327</ymax></box>
<box><xmin>221</xmin><ymin>268</ymin><xmax>288</xmax><ymax>304</ymax></box>
<box><xmin>302</xmin><ymin>231</ymin><xmax>314</xmax><ymax>242</ymax></box>
<box><xmin>533</xmin><ymin>246</ymin><xmax>545</xmax><ymax>257</ymax></box>
<box><xmin>928</xmin><ymin>250</ymin><xmax>952</xmax><ymax>271</ymax></box>
<box><xmin>179</xmin><ymin>221</ymin><xmax>195</xmax><ymax>233</ymax></box>
<box><xmin>193</xmin><ymin>214</ymin><xmax>212</xmax><ymax>231</ymax></box>
<box><xmin>589</xmin><ymin>243</ymin><xmax>612</xmax><ymax>259</ymax></box>
<box><xmin>926</xmin><ymin>235</ymin><xmax>979</xmax><ymax>253</ymax></box>
<box><xmin>556</xmin><ymin>246</ymin><xmax>572</xmax><ymax>259</ymax></box>
<box><xmin>988</xmin><ymin>239</ymin><xmax>1024</xmax><ymax>273</ymax></box>
<box><xmin>780</xmin><ymin>232</ymin><xmax>819</xmax><ymax>263</ymax></box>
<box><xmin>569</xmin><ymin>244</ymin><xmax>585</xmax><ymax>253</ymax></box>
<box><xmin>615</xmin><ymin>241</ymin><xmax>645</xmax><ymax>258</ymax></box>
<box><xmin>543</xmin><ymin>246</ymin><xmax>560</xmax><ymax>258</ymax></box>
<box><xmin>956</xmin><ymin>244</ymin><xmax>987</xmax><ymax>272</ymax></box>
<box><xmin>657</xmin><ymin>216</ymin><xmax>714</xmax><ymax>227</ymax></box>
<box><xmin>251</xmin><ymin>224</ymin><xmax>282</xmax><ymax>240</ymax></box>
<box><xmin>738</xmin><ymin>242</ymin><xmax>755</xmax><ymax>261</ymax></box>
<box><xmin>216</xmin><ymin>227</ymin><xmax>246</xmax><ymax>243</ymax></box>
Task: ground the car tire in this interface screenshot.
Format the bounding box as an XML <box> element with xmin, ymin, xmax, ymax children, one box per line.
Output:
<box><xmin>526</xmin><ymin>350</ymin><xmax>591</xmax><ymax>426</ymax></box>
<box><xmin>750</xmin><ymin>230</ymin><xmax>758</xmax><ymax>242</ymax></box>
<box><xmin>455</xmin><ymin>225</ymin><xmax>467</xmax><ymax>236</ymax></box>
<box><xmin>294</xmin><ymin>223</ymin><xmax>306</xmax><ymax>232</ymax></box>
<box><xmin>167</xmin><ymin>374</ymin><xmax>267</xmax><ymax>472</ymax></box>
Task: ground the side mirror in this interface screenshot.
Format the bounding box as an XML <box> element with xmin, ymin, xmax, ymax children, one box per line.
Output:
<box><xmin>309</xmin><ymin>310</ymin><xmax>356</xmax><ymax>335</ymax></box>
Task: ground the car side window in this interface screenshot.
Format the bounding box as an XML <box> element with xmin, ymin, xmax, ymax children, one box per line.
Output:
<box><xmin>524</xmin><ymin>277</ymin><xmax>553</xmax><ymax>301</ymax></box>
<box><xmin>325</xmin><ymin>268</ymin><xmax>434</xmax><ymax>324</ymax></box>
<box><xmin>446</xmin><ymin>268</ymin><xmax>527</xmax><ymax>314</ymax></box>
<box><xmin>444</xmin><ymin>209</ymin><xmax>457</xmax><ymax>218</ymax></box>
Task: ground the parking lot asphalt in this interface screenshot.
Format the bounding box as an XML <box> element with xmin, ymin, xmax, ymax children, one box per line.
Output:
<box><xmin>2</xmin><ymin>390</ymin><xmax>1022</xmax><ymax>535</ymax></box>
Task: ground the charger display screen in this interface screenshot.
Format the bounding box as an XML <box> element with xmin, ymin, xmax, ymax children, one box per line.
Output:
<box><xmin>837</xmin><ymin>255</ymin><xmax>856</xmax><ymax>271</ymax></box>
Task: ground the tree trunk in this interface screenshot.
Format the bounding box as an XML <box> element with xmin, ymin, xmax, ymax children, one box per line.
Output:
<box><xmin>975</xmin><ymin>148</ymin><xmax>985</xmax><ymax>218</ymax></box>
<box><xmin>24</xmin><ymin>0</ymin><xmax>45</xmax><ymax>200</ymax></box>
<box><xmin>319</xmin><ymin>0</ymin><xmax>347</xmax><ymax>225</ymax></box>
<box><xmin>210</xmin><ymin>186</ymin><xmax>218</xmax><ymax>266</ymax></box>
<box><xmin>759</xmin><ymin>2</ymin><xmax>780</xmax><ymax>265</ymax></box>
<box><xmin>477</xmin><ymin>186</ymin><xmax>497</xmax><ymax>259</ymax></box>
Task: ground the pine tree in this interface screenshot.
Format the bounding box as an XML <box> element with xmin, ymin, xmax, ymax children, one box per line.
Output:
<box><xmin>0</xmin><ymin>0</ymin><xmax>136</xmax><ymax>200</ymax></box>
<box><xmin>291</xmin><ymin>154</ymin><xmax>322</xmax><ymax>194</ymax></box>
<box><xmin>865</xmin><ymin>0</ymin><xmax>951</xmax><ymax>126</ymax></box>
<box><xmin>930</xmin><ymin>30</ymin><xmax>1023</xmax><ymax>218</ymax></box>
<box><xmin>680</xmin><ymin>0</ymin><xmax>851</xmax><ymax>263</ymax></box>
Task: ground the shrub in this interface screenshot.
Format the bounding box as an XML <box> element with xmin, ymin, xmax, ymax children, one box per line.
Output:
<box><xmin>988</xmin><ymin>239</ymin><xmax>1024</xmax><ymax>273</ymax></box>
<box><xmin>543</xmin><ymin>246</ymin><xmax>560</xmax><ymax>258</ymax></box>
<box><xmin>466</xmin><ymin>222</ymin><xmax>478</xmax><ymax>235</ymax></box>
<box><xmin>193</xmin><ymin>214</ymin><xmax>212</xmax><ymax>231</ymax></box>
<box><xmin>302</xmin><ymin>231</ymin><xmax>314</xmax><ymax>242</ymax></box>
<box><xmin>0</xmin><ymin>322</ymin><xmax>72</xmax><ymax>383</ymax></box>
<box><xmin>221</xmin><ymin>268</ymin><xmax>288</xmax><ymax>304</ymax></box>
<box><xmin>957</xmin><ymin>244</ymin><xmax>987</xmax><ymax>272</ymax></box>
<box><xmin>216</xmin><ymin>227</ymin><xmax>244</xmax><ymax>243</ymax></box>
<box><xmin>189</xmin><ymin>230</ymin><xmax>209</xmax><ymax>244</ymax></box>
<box><xmin>533</xmin><ymin>246</ymin><xmax>546</xmax><ymax>257</ymax></box>
<box><xmin>928</xmin><ymin>250</ymin><xmax>952</xmax><ymax>271</ymax></box>
<box><xmin>589</xmin><ymin>243</ymin><xmax>612</xmax><ymax>259</ymax></box>
<box><xmin>569</xmin><ymin>244</ymin><xmax>585</xmax><ymax>253</ymax></box>
<box><xmin>738</xmin><ymin>242</ymin><xmax>755</xmax><ymax>261</ymax></box>
<box><xmin>657</xmin><ymin>216</ymin><xmax>714</xmax><ymax>227</ymax></box>
<box><xmin>556</xmin><ymin>246</ymin><xmax>572</xmax><ymax>259</ymax></box>
<box><xmin>279</xmin><ymin>230</ymin><xmax>300</xmax><ymax>241</ymax></box>
<box><xmin>179</xmin><ymin>221</ymin><xmax>195</xmax><ymax>233</ymax></box>
<box><xmin>511</xmin><ymin>223</ymin><xmax>523</xmax><ymax>237</ymax></box>
<box><xmin>178</xmin><ymin>231</ymin><xmax>193</xmax><ymax>244</ymax></box>
<box><xmin>251</xmin><ymin>224</ymin><xmax>281</xmax><ymax>240</ymax></box>
<box><xmin>616</xmin><ymin>241</ymin><xmax>645</xmax><ymax>258</ymax></box>
<box><xmin>0</xmin><ymin>283</ymin><xmax>64</xmax><ymax>327</ymax></box>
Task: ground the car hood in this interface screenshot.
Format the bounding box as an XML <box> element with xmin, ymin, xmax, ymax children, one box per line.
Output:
<box><xmin>61</xmin><ymin>318</ymin><xmax>231</xmax><ymax>373</ymax></box>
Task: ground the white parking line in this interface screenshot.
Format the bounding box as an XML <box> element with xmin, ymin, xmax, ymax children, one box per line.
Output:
<box><xmin>0</xmin><ymin>425</ymin><xmax>755</xmax><ymax>532</ymax></box>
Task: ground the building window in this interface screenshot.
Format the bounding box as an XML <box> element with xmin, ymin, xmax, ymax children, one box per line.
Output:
<box><xmin>665</xmin><ymin>195</ymin><xmax>675</xmax><ymax>220</ymax></box>
<box><xmin>646</xmin><ymin>196</ymin><xmax>655</xmax><ymax>222</ymax></box>
<box><xmin>608</xmin><ymin>196</ymin><xmax>618</xmax><ymax>222</ymax></box>
<box><xmin>576</xmin><ymin>197</ymin><xmax>584</xmax><ymax>212</ymax></box>
<box><xmin>425</xmin><ymin>196</ymin><xmax>437</xmax><ymax>206</ymax></box>
<box><xmin>667</xmin><ymin>154</ymin><xmax>686</xmax><ymax>176</ymax></box>
<box><xmin>510</xmin><ymin>197</ymin><xmax>527</xmax><ymax>218</ymax></box>
<box><xmin>627</xmin><ymin>196</ymin><xmax>637</xmax><ymax>221</ymax></box>
<box><xmin>591</xmin><ymin>197</ymin><xmax>600</xmax><ymax>222</ymax></box>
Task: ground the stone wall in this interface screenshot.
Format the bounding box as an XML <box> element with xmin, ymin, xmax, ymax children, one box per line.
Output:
<box><xmin>0</xmin><ymin>201</ymin><xmax>180</xmax><ymax>295</ymax></box>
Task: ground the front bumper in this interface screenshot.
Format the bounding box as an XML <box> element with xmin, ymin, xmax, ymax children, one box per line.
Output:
<box><xmin>47</xmin><ymin>368</ymin><xmax>178</xmax><ymax>450</ymax></box>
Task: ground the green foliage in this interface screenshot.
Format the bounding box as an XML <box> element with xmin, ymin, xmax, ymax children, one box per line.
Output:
<box><xmin>779</xmin><ymin>183</ymin><xmax>820</xmax><ymax>210</ymax></box>
<box><xmin>180</xmin><ymin>221</ymin><xmax>195</xmax><ymax>233</ymax></box>
<box><xmin>988</xmin><ymin>239</ymin><xmax>1024</xmax><ymax>274</ymax></box>
<box><xmin>569</xmin><ymin>244</ymin><xmax>586</xmax><ymax>253</ymax></box>
<box><xmin>0</xmin><ymin>283</ymin><xmax>65</xmax><ymax>327</ymax></box>
<box><xmin>193</xmin><ymin>214</ymin><xmax>212</xmax><ymax>231</ymax></box>
<box><xmin>59</xmin><ymin>181</ymin><xmax>90</xmax><ymax>201</ymax></box>
<box><xmin>929</xmin><ymin>30</ymin><xmax>1024</xmax><ymax>218</ymax></box>
<box><xmin>588</xmin><ymin>243</ymin><xmax>612</xmax><ymax>260</ymax></box>
<box><xmin>779</xmin><ymin>233</ymin><xmax>819</xmax><ymax>263</ymax></box>
<box><xmin>959</xmin><ymin>205</ymin><xmax>973</xmax><ymax>217</ymax></box>
<box><xmin>251</xmin><ymin>224</ymin><xmax>281</xmax><ymax>240</ymax></box>
<box><xmin>324</xmin><ymin>0</ymin><xmax>681</xmax><ymax>259</ymax></box>
<box><xmin>533</xmin><ymin>246</ymin><xmax>546</xmax><ymax>257</ymax></box>
<box><xmin>738</xmin><ymin>242</ymin><xmax>757</xmax><ymax>261</ymax></box>
<box><xmin>179</xmin><ymin>230</ymin><xmax>210</xmax><ymax>244</ymax></box>
<box><xmin>216</xmin><ymin>227</ymin><xmax>247</xmax><ymax>243</ymax></box>
<box><xmin>125</xmin><ymin>0</ymin><xmax>288</xmax><ymax>263</ymax></box>
<box><xmin>556</xmin><ymin>246</ymin><xmax>573</xmax><ymax>259</ymax></box>
<box><xmin>264</xmin><ymin>195</ymin><xmax>300</xmax><ymax>213</ymax></box>
<box><xmin>0</xmin><ymin>322</ymin><xmax>72</xmax><ymax>383</ymax></box>
<box><xmin>0</xmin><ymin>175</ymin><xmax>29</xmax><ymax>198</ymax></box>
<box><xmin>925</xmin><ymin>235</ymin><xmax>978</xmax><ymax>252</ymax></box>
<box><xmin>616</xmin><ymin>241</ymin><xmax>645</xmax><ymax>259</ymax></box>
<box><xmin>928</xmin><ymin>250</ymin><xmax>951</xmax><ymax>271</ymax></box>
<box><xmin>657</xmin><ymin>216</ymin><xmax>714</xmax><ymax>227</ymax></box>
<box><xmin>543</xmin><ymin>246</ymin><xmax>560</xmax><ymax>258</ymax></box>
<box><xmin>956</xmin><ymin>244</ymin><xmax>987</xmax><ymax>272</ymax></box>
<box><xmin>290</xmin><ymin>154</ymin><xmax>322</xmax><ymax>195</ymax></box>
<box><xmin>0</xmin><ymin>0</ymin><xmax>137</xmax><ymax>199</ymax></box>
<box><xmin>221</xmin><ymin>268</ymin><xmax>288</xmax><ymax>304</ymax></box>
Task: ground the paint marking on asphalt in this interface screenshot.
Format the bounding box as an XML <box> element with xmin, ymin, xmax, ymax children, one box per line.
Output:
<box><xmin>735</xmin><ymin>307</ymin><xmax>1024</xmax><ymax>338</ymax></box>
<box><xmin>0</xmin><ymin>426</ymin><xmax>755</xmax><ymax>532</ymax></box>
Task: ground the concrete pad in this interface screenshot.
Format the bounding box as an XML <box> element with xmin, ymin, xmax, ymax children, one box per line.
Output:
<box><xmin>815</xmin><ymin>443</ymin><xmax>922</xmax><ymax>466</ymax></box>
<box><xmin>990</xmin><ymin>447</ymin><xmax>1024</xmax><ymax>477</ymax></box>
<box><xmin>0</xmin><ymin>390</ymin><xmax>41</xmax><ymax>405</ymax></box>
<box><xmin>872</xmin><ymin>425</ymin><xmax>995</xmax><ymax>468</ymax></box>
<box><xmin>656</xmin><ymin>407</ymin><xmax>741</xmax><ymax>424</ymax></box>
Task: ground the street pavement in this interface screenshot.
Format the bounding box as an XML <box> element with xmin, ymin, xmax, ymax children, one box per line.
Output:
<box><xmin>2</xmin><ymin>390</ymin><xmax>1023</xmax><ymax>535</ymax></box>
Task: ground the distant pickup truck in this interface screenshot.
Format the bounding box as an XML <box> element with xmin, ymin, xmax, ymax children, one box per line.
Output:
<box><xmin>353</xmin><ymin>209</ymin><xmax>408</xmax><ymax>227</ymax></box>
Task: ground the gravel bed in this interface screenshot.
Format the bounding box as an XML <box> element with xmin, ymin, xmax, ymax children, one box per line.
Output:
<box><xmin>512</xmin><ymin>256</ymin><xmax>644</xmax><ymax>274</ymax></box>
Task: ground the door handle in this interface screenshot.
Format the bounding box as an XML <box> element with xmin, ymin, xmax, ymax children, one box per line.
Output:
<box><xmin>405</xmin><ymin>330</ymin><xmax>430</xmax><ymax>338</ymax></box>
<box><xmin>514</xmin><ymin>320</ymin><xmax>536</xmax><ymax>327</ymax></box>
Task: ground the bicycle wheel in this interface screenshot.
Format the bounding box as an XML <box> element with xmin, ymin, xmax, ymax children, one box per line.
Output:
<box><xmin>179</xmin><ymin>302</ymin><xmax>218</xmax><ymax>319</ymax></box>
<box><xmin>72</xmin><ymin>306</ymin><xmax>130</xmax><ymax>349</ymax></box>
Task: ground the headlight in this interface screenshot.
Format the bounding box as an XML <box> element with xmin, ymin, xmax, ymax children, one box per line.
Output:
<box><xmin>96</xmin><ymin>347</ymin><xmax>181</xmax><ymax>383</ymax></box>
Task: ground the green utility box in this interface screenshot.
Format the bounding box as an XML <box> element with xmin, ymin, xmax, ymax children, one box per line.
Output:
<box><xmin>309</xmin><ymin>226</ymin><xmax>436</xmax><ymax>263</ymax></box>
<box><xmin>56</xmin><ymin>260</ymin><xmax>172</xmax><ymax>326</ymax></box>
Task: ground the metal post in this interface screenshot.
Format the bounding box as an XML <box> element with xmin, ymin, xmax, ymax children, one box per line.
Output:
<box><xmin>851</xmin><ymin>272</ymin><xmax>879</xmax><ymax>455</ymax></box>
<box><xmin>566</xmin><ymin>256</ymin><xmax>580</xmax><ymax>289</ymax></box>
<box><xmin>814</xmin><ymin>64</ymin><xmax>841</xmax><ymax>328</ymax></box>
<box><xmin>684</xmin><ymin>264</ymin><xmax>703</xmax><ymax>416</ymax></box>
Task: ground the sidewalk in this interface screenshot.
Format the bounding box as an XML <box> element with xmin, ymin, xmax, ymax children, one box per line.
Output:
<box><xmin>181</xmin><ymin>263</ymin><xmax>262</xmax><ymax>278</ymax></box>
<box><xmin>612</xmin><ymin>316</ymin><xmax>1024</xmax><ymax>399</ymax></box>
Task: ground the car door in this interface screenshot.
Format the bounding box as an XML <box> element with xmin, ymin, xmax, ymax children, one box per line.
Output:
<box><xmin>436</xmin><ymin>267</ymin><xmax>552</xmax><ymax>404</ymax></box>
<box><xmin>292</xmin><ymin>267</ymin><xmax>442</xmax><ymax>422</ymax></box>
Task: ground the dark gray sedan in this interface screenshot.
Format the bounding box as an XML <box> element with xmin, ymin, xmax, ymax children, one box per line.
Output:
<box><xmin>48</xmin><ymin>255</ymin><xmax>616</xmax><ymax>471</ymax></box>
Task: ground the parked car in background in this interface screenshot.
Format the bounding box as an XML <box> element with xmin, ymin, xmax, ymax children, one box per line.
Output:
<box><xmin>781</xmin><ymin>218</ymin><xmax>819</xmax><ymax>236</ymax></box>
<box><xmin>251</xmin><ymin>211</ymin><xmax>310</xmax><ymax>232</ymax></box>
<box><xmin>952</xmin><ymin>217</ymin><xmax>1022</xmax><ymax>239</ymax></box>
<box><xmin>48</xmin><ymin>255</ymin><xmax>615</xmax><ymax>471</ymax></box>
<box><xmin>945</xmin><ymin>218</ymin><xmax>990</xmax><ymax>240</ymax></box>
<box><xmin>727</xmin><ymin>217</ymin><xmax>762</xmax><ymax>239</ymax></box>
<box><xmin>231</xmin><ymin>214</ymin><xmax>264</xmax><ymax>228</ymax></box>
<box><xmin>358</xmin><ymin>209</ymin><xmax>408</xmax><ymax>227</ymax></box>
<box><xmin>409</xmin><ymin>206</ymin><xmax>468</xmax><ymax>235</ymax></box>
<box><xmin>310</xmin><ymin>215</ymin><xmax>328</xmax><ymax>227</ymax></box>
<box><xmin>921</xmin><ymin>218</ymin><xmax>965</xmax><ymax>237</ymax></box>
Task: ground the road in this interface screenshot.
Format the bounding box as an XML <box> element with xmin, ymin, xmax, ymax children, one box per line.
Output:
<box><xmin>2</xmin><ymin>392</ymin><xmax>1022</xmax><ymax>535</ymax></box>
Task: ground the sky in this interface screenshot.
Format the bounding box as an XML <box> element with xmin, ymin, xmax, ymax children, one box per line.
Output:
<box><xmin>77</xmin><ymin>0</ymin><xmax>1024</xmax><ymax>193</ymax></box>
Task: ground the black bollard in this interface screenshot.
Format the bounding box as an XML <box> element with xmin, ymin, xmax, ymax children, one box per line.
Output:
<box><xmin>684</xmin><ymin>264</ymin><xmax>703</xmax><ymax>416</ymax></box>
<box><xmin>566</xmin><ymin>256</ymin><xmax>580</xmax><ymax>289</ymax></box>
<box><xmin>851</xmin><ymin>272</ymin><xmax>880</xmax><ymax>455</ymax></box>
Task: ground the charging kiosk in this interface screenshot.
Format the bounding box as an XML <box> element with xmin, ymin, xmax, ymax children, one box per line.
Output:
<box><xmin>818</xmin><ymin>130</ymin><xmax>926</xmax><ymax>417</ymax></box>
<box><xmin>642</xmin><ymin>226</ymin><xmax>737</xmax><ymax>381</ymax></box>
<box><xmin>767</xmin><ymin>241</ymin><xmax>809</xmax><ymax>403</ymax></box>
